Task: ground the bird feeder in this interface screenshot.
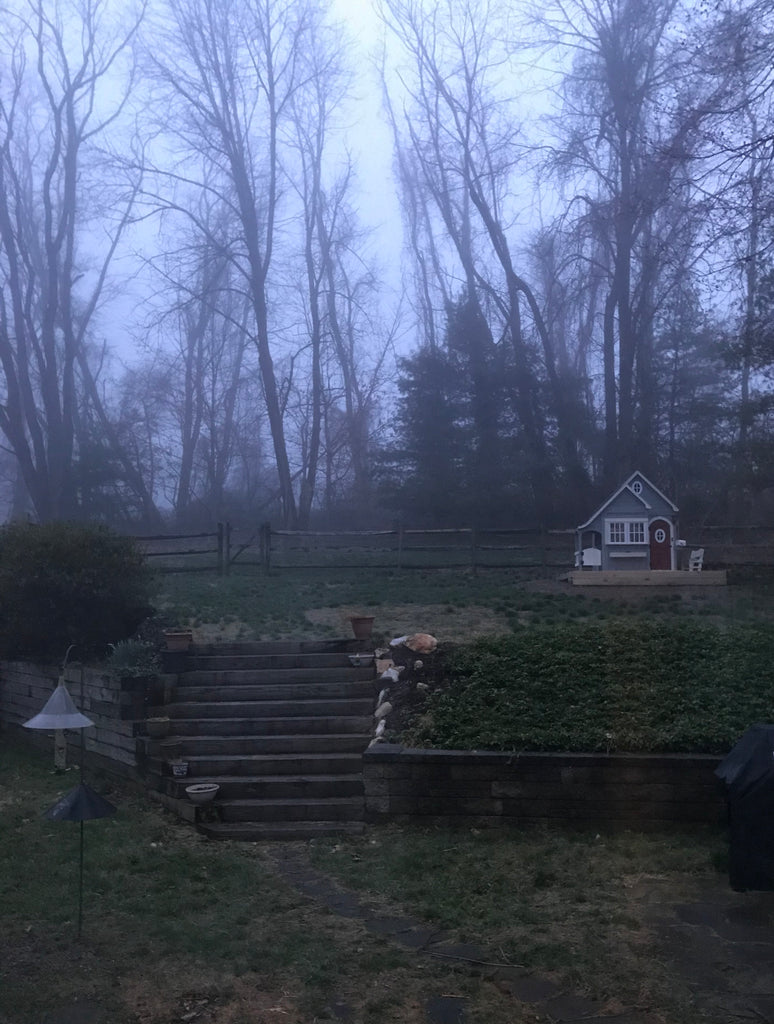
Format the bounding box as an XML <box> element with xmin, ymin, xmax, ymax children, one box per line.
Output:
<box><xmin>22</xmin><ymin>646</ymin><xmax>93</xmax><ymax>771</ymax></box>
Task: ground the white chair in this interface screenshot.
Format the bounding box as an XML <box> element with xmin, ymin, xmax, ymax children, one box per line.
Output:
<box><xmin>579</xmin><ymin>547</ymin><xmax>602</xmax><ymax>569</ymax></box>
<box><xmin>688</xmin><ymin>548</ymin><xmax>704</xmax><ymax>572</ymax></box>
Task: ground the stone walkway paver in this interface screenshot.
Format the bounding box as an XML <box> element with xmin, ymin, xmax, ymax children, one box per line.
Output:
<box><xmin>268</xmin><ymin>847</ymin><xmax>662</xmax><ymax>1024</ymax></box>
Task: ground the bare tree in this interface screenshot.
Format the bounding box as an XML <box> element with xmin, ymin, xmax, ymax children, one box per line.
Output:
<box><xmin>143</xmin><ymin>197</ymin><xmax>255</xmax><ymax>525</ymax></box>
<box><xmin>697</xmin><ymin>4</ymin><xmax>774</xmax><ymax>514</ymax></box>
<box><xmin>319</xmin><ymin>191</ymin><xmax>397</xmax><ymax>518</ymax></box>
<box><xmin>379</xmin><ymin>0</ymin><xmax>580</xmax><ymax>520</ymax></box>
<box><xmin>0</xmin><ymin>0</ymin><xmax>146</xmax><ymax>521</ymax></box>
<box><xmin>537</xmin><ymin>0</ymin><xmax>736</xmax><ymax>483</ymax></box>
<box><xmin>147</xmin><ymin>0</ymin><xmax>357</xmax><ymax>528</ymax></box>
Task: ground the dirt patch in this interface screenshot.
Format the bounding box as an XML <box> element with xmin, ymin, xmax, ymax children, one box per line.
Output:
<box><xmin>304</xmin><ymin>603</ymin><xmax>512</xmax><ymax>643</ymax></box>
<box><xmin>189</xmin><ymin>620</ymin><xmax>253</xmax><ymax>644</ymax></box>
<box><xmin>120</xmin><ymin>969</ymin><xmax>304</xmax><ymax>1024</ymax></box>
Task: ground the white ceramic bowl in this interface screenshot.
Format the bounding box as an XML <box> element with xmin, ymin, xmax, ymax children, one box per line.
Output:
<box><xmin>348</xmin><ymin>653</ymin><xmax>374</xmax><ymax>666</ymax></box>
<box><xmin>185</xmin><ymin>783</ymin><xmax>219</xmax><ymax>804</ymax></box>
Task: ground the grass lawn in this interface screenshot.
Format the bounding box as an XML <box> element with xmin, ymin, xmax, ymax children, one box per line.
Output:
<box><xmin>1</xmin><ymin>740</ymin><xmax>730</xmax><ymax>1024</ymax></box>
<box><xmin>312</xmin><ymin>825</ymin><xmax>730</xmax><ymax>1022</ymax></box>
<box><xmin>0</xmin><ymin>741</ymin><xmax>505</xmax><ymax>1024</ymax></box>
<box><xmin>151</xmin><ymin>565</ymin><xmax>774</xmax><ymax>644</ymax></box>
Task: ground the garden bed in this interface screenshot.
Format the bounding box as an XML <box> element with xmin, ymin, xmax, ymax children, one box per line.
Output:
<box><xmin>386</xmin><ymin>621</ymin><xmax>774</xmax><ymax>755</ymax></box>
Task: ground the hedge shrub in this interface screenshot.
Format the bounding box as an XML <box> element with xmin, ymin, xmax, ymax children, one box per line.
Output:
<box><xmin>0</xmin><ymin>521</ymin><xmax>153</xmax><ymax>661</ymax></box>
<box><xmin>408</xmin><ymin>620</ymin><xmax>774</xmax><ymax>754</ymax></box>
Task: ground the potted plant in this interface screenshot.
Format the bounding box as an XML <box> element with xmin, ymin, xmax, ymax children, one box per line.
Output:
<box><xmin>168</xmin><ymin>757</ymin><xmax>189</xmax><ymax>778</ymax></box>
<box><xmin>108</xmin><ymin>639</ymin><xmax>166</xmax><ymax>715</ymax></box>
<box><xmin>163</xmin><ymin>628</ymin><xmax>194</xmax><ymax>652</ymax></box>
<box><xmin>107</xmin><ymin>639</ymin><xmax>162</xmax><ymax>678</ymax></box>
<box><xmin>145</xmin><ymin>715</ymin><xmax>170</xmax><ymax>738</ymax></box>
<box><xmin>349</xmin><ymin>614</ymin><xmax>375</xmax><ymax>640</ymax></box>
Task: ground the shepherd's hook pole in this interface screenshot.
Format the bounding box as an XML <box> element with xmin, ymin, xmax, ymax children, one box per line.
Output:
<box><xmin>78</xmin><ymin>820</ymin><xmax>84</xmax><ymax>940</ymax></box>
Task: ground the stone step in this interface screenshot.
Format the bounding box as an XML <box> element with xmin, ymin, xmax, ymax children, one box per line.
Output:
<box><xmin>190</xmin><ymin>639</ymin><xmax>362</xmax><ymax>657</ymax></box>
<box><xmin>150</xmin><ymin>638</ymin><xmax>376</xmax><ymax>841</ymax></box>
<box><xmin>162</xmin><ymin>773</ymin><xmax>364</xmax><ymax>800</ymax></box>
<box><xmin>198</xmin><ymin>820</ymin><xmax>366</xmax><ymax>841</ymax></box>
<box><xmin>218</xmin><ymin>796</ymin><xmax>364</xmax><ymax>823</ymax></box>
<box><xmin>172</xmin><ymin>680</ymin><xmax>377</xmax><ymax>701</ymax></box>
<box><xmin>176</xmin><ymin>666</ymin><xmax>375</xmax><ymax>686</ymax></box>
<box><xmin>167</xmin><ymin>697</ymin><xmax>374</xmax><ymax>717</ymax></box>
<box><xmin>166</xmin><ymin>715</ymin><xmax>372</xmax><ymax>736</ymax></box>
<box><xmin>161</xmin><ymin>733</ymin><xmax>370</xmax><ymax>756</ymax></box>
<box><xmin>152</xmin><ymin>751</ymin><xmax>364</xmax><ymax>776</ymax></box>
<box><xmin>183</xmin><ymin>652</ymin><xmax>362</xmax><ymax>672</ymax></box>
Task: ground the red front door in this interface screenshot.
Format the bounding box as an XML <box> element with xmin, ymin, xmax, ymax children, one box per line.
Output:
<box><xmin>649</xmin><ymin>519</ymin><xmax>672</xmax><ymax>570</ymax></box>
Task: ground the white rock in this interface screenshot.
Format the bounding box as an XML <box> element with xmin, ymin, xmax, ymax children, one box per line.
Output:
<box><xmin>380</xmin><ymin>666</ymin><xmax>403</xmax><ymax>683</ymax></box>
<box><xmin>374</xmin><ymin>701</ymin><xmax>393</xmax><ymax>720</ymax></box>
<box><xmin>377</xmin><ymin>688</ymin><xmax>390</xmax><ymax>705</ymax></box>
<box><xmin>414</xmin><ymin>659</ymin><xmax>424</xmax><ymax>671</ymax></box>
<box><xmin>416</xmin><ymin>681</ymin><xmax>430</xmax><ymax>693</ymax></box>
<box><xmin>375</xmin><ymin>719</ymin><xmax>386</xmax><ymax>736</ymax></box>
<box><xmin>389</xmin><ymin>635</ymin><xmax>410</xmax><ymax>647</ymax></box>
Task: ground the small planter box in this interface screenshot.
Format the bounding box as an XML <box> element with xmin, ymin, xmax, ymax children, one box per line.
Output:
<box><xmin>163</xmin><ymin>630</ymin><xmax>193</xmax><ymax>652</ymax></box>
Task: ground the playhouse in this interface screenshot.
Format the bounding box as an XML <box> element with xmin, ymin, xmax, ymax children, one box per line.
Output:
<box><xmin>575</xmin><ymin>471</ymin><xmax>679</xmax><ymax>572</ymax></box>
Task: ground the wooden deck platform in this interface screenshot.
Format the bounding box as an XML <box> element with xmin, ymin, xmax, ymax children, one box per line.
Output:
<box><xmin>568</xmin><ymin>570</ymin><xmax>727</xmax><ymax>586</ymax></box>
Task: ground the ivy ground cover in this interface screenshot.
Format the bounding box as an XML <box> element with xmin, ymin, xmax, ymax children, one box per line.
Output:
<box><xmin>408</xmin><ymin>620</ymin><xmax>774</xmax><ymax>753</ymax></box>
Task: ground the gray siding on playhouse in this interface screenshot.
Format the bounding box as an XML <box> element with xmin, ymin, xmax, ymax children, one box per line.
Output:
<box><xmin>577</xmin><ymin>472</ymin><xmax>678</xmax><ymax>572</ymax></box>
<box><xmin>601</xmin><ymin>491</ymin><xmax>650</xmax><ymax>517</ymax></box>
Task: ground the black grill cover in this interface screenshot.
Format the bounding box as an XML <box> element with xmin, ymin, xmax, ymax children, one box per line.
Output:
<box><xmin>716</xmin><ymin>725</ymin><xmax>774</xmax><ymax>891</ymax></box>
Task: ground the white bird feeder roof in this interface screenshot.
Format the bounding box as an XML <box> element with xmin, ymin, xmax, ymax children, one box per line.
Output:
<box><xmin>23</xmin><ymin>681</ymin><xmax>94</xmax><ymax>730</ymax></box>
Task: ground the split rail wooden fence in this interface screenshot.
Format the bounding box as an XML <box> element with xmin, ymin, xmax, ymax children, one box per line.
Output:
<box><xmin>132</xmin><ymin>522</ymin><xmax>232</xmax><ymax>575</ymax></box>
<box><xmin>253</xmin><ymin>524</ymin><xmax>575</xmax><ymax>573</ymax></box>
<box><xmin>128</xmin><ymin>521</ymin><xmax>774</xmax><ymax>577</ymax></box>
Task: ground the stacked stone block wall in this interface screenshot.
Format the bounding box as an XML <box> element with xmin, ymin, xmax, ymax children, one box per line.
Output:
<box><xmin>0</xmin><ymin>660</ymin><xmax>148</xmax><ymax>782</ymax></box>
<box><xmin>364</xmin><ymin>745</ymin><xmax>726</xmax><ymax>830</ymax></box>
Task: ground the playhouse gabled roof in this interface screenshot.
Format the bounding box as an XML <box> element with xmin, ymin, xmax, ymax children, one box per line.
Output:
<box><xmin>577</xmin><ymin>471</ymin><xmax>678</xmax><ymax>531</ymax></box>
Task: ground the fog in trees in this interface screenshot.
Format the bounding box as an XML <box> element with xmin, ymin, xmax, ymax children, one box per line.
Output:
<box><xmin>1</xmin><ymin>0</ymin><xmax>773</xmax><ymax>530</ymax></box>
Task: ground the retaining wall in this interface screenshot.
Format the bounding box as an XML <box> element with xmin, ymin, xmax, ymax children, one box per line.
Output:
<box><xmin>3</xmin><ymin>662</ymin><xmax>730</xmax><ymax>829</ymax></box>
<box><xmin>363</xmin><ymin>744</ymin><xmax>727</xmax><ymax>830</ymax></box>
<box><xmin>0</xmin><ymin>660</ymin><xmax>153</xmax><ymax>782</ymax></box>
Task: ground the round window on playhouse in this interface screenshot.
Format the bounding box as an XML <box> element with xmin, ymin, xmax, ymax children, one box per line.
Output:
<box><xmin>654</xmin><ymin>528</ymin><xmax>666</xmax><ymax>543</ymax></box>
<box><xmin>632</xmin><ymin>480</ymin><xmax>643</xmax><ymax>495</ymax></box>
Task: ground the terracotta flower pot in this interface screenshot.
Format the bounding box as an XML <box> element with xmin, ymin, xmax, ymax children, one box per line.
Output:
<box><xmin>146</xmin><ymin>716</ymin><xmax>170</xmax><ymax>738</ymax></box>
<box><xmin>163</xmin><ymin>629</ymin><xmax>193</xmax><ymax>652</ymax></box>
<box><xmin>349</xmin><ymin>615</ymin><xmax>375</xmax><ymax>640</ymax></box>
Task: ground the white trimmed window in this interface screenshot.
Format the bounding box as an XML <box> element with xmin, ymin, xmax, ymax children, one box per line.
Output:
<box><xmin>629</xmin><ymin>521</ymin><xmax>645</xmax><ymax>543</ymax></box>
<box><xmin>607</xmin><ymin>519</ymin><xmax>647</xmax><ymax>544</ymax></box>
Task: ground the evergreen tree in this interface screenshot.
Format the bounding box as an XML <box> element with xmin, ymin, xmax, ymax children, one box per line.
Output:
<box><xmin>384</xmin><ymin>293</ymin><xmax>536</xmax><ymax>526</ymax></box>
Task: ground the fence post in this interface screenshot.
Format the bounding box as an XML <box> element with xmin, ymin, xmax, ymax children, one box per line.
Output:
<box><xmin>225</xmin><ymin>521</ymin><xmax>231</xmax><ymax>576</ymax></box>
<box><xmin>396</xmin><ymin>521</ymin><xmax>404</xmax><ymax>569</ymax></box>
<box><xmin>217</xmin><ymin>522</ymin><xmax>224</xmax><ymax>576</ymax></box>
